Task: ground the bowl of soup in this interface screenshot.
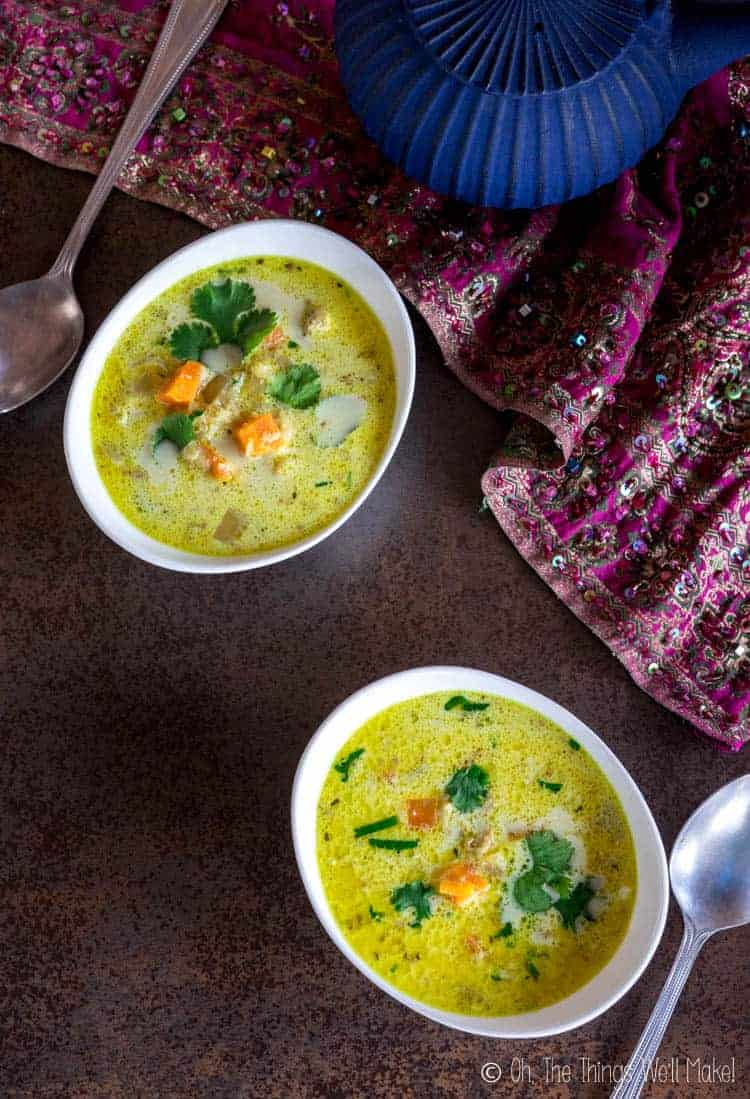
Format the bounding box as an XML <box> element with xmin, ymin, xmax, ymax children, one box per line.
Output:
<box><xmin>64</xmin><ymin>221</ymin><xmax>415</xmax><ymax>572</ymax></box>
<box><xmin>292</xmin><ymin>667</ymin><xmax>669</xmax><ymax>1037</ymax></box>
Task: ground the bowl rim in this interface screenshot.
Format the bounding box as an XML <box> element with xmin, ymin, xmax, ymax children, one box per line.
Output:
<box><xmin>63</xmin><ymin>219</ymin><xmax>416</xmax><ymax>573</ymax></box>
<box><xmin>291</xmin><ymin>665</ymin><xmax>670</xmax><ymax>1038</ymax></box>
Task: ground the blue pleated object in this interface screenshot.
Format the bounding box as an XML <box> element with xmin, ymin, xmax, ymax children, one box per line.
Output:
<box><xmin>335</xmin><ymin>0</ymin><xmax>750</xmax><ymax>208</ymax></box>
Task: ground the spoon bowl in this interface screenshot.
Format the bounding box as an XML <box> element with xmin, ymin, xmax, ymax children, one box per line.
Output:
<box><xmin>612</xmin><ymin>773</ymin><xmax>750</xmax><ymax>1099</ymax></box>
<box><xmin>670</xmin><ymin>773</ymin><xmax>750</xmax><ymax>933</ymax></box>
<box><xmin>0</xmin><ymin>0</ymin><xmax>228</xmax><ymax>415</ymax></box>
<box><xmin>0</xmin><ymin>275</ymin><xmax>83</xmax><ymax>413</ymax></box>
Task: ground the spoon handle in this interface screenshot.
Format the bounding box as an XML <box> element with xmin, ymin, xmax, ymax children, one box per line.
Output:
<box><xmin>49</xmin><ymin>0</ymin><xmax>228</xmax><ymax>279</ymax></box>
<box><xmin>610</xmin><ymin>921</ymin><xmax>712</xmax><ymax>1099</ymax></box>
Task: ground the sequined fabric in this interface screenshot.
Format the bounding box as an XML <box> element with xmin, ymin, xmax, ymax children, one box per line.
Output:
<box><xmin>0</xmin><ymin>0</ymin><xmax>748</xmax><ymax>749</ymax></box>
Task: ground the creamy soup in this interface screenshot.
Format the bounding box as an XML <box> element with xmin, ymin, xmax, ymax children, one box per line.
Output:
<box><xmin>317</xmin><ymin>692</ymin><xmax>636</xmax><ymax>1016</ymax></box>
<box><xmin>91</xmin><ymin>257</ymin><xmax>396</xmax><ymax>555</ymax></box>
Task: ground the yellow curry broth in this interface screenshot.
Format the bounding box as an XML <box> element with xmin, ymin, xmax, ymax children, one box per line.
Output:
<box><xmin>317</xmin><ymin>692</ymin><xmax>636</xmax><ymax>1015</ymax></box>
<box><xmin>91</xmin><ymin>257</ymin><xmax>395</xmax><ymax>555</ymax></box>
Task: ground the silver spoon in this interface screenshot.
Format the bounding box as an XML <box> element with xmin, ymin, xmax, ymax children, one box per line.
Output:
<box><xmin>0</xmin><ymin>0</ymin><xmax>228</xmax><ymax>414</ymax></box>
<box><xmin>612</xmin><ymin>774</ymin><xmax>750</xmax><ymax>1099</ymax></box>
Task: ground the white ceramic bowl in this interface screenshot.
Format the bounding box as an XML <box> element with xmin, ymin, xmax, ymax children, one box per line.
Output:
<box><xmin>292</xmin><ymin>666</ymin><xmax>669</xmax><ymax>1038</ymax></box>
<box><xmin>64</xmin><ymin>221</ymin><xmax>415</xmax><ymax>573</ymax></box>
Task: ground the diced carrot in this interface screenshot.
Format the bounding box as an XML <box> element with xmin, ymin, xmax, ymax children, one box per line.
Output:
<box><xmin>202</xmin><ymin>444</ymin><xmax>233</xmax><ymax>483</ymax></box>
<box><xmin>233</xmin><ymin>413</ymin><xmax>283</xmax><ymax>457</ymax></box>
<box><xmin>406</xmin><ymin>797</ymin><xmax>441</xmax><ymax>830</ymax></box>
<box><xmin>156</xmin><ymin>361</ymin><xmax>204</xmax><ymax>407</ymax></box>
<box><xmin>263</xmin><ymin>326</ymin><xmax>285</xmax><ymax>350</ymax></box>
<box><xmin>436</xmin><ymin>863</ymin><xmax>488</xmax><ymax>905</ymax></box>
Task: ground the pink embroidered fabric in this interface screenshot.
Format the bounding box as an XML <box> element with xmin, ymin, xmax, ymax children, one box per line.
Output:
<box><xmin>1</xmin><ymin>0</ymin><xmax>748</xmax><ymax>749</ymax></box>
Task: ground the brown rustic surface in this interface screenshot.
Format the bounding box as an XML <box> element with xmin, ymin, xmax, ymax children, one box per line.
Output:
<box><xmin>0</xmin><ymin>144</ymin><xmax>747</xmax><ymax>1099</ymax></box>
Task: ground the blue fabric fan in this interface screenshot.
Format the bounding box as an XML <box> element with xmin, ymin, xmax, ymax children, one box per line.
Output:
<box><xmin>335</xmin><ymin>0</ymin><xmax>750</xmax><ymax>208</ymax></box>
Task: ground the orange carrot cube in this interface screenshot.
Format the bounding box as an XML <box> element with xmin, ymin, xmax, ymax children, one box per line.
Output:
<box><xmin>202</xmin><ymin>444</ymin><xmax>232</xmax><ymax>483</ymax></box>
<box><xmin>406</xmin><ymin>797</ymin><xmax>441</xmax><ymax>829</ymax></box>
<box><xmin>156</xmin><ymin>361</ymin><xmax>204</xmax><ymax>407</ymax></box>
<box><xmin>233</xmin><ymin>413</ymin><xmax>283</xmax><ymax>457</ymax></box>
<box><xmin>437</xmin><ymin>863</ymin><xmax>488</xmax><ymax>905</ymax></box>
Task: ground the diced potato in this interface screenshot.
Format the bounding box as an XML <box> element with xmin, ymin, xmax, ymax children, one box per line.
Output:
<box><xmin>156</xmin><ymin>360</ymin><xmax>204</xmax><ymax>407</ymax></box>
<box><xmin>214</xmin><ymin>508</ymin><xmax>249</xmax><ymax>543</ymax></box>
<box><xmin>233</xmin><ymin>413</ymin><xmax>283</xmax><ymax>457</ymax></box>
<box><xmin>301</xmin><ymin>301</ymin><xmax>330</xmax><ymax>335</ymax></box>
<box><xmin>406</xmin><ymin>798</ymin><xmax>441</xmax><ymax>830</ymax></box>
<box><xmin>436</xmin><ymin>863</ymin><xmax>488</xmax><ymax>905</ymax></box>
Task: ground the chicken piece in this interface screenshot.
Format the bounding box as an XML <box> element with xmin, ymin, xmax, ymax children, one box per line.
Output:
<box><xmin>301</xmin><ymin>300</ymin><xmax>330</xmax><ymax>336</ymax></box>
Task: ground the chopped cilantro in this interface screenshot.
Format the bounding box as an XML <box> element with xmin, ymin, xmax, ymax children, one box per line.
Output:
<box><xmin>237</xmin><ymin>307</ymin><xmax>277</xmax><ymax>355</ymax></box>
<box><xmin>169</xmin><ymin>321</ymin><xmax>217</xmax><ymax>362</ymax></box>
<box><xmin>514</xmin><ymin>866</ymin><xmax>554</xmax><ymax>913</ymax></box>
<box><xmin>191</xmin><ymin>278</ymin><xmax>256</xmax><ymax>343</ymax></box>
<box><xmin>368</xmin><ymin>838</ymin><xmax>418</xmax><ymax>852</ymax></box>
<box><xmin>445</xmin><ymin>764</ymin><xmax>489</xmax><ymax>812</ymax></box>
<box><xmin>390</xmin><ymin>881</ymin><xmax>435</xmax><ymax>927</ymax></box>
<box><xmin>538</xmin><ymin>779</ymin><xmax>563</xmax><ymax>793</ymax></box>
<box><xmin>288</xmin><ymin>339</ymin><xmax>299</xmax><ymax>349</ymax></box>
<box><xmin>527</xmin><ymin>831</ymin><xmax>574</xmax><ymax>876</ymax></box>
<box><xmin>491</xmin><ymin>922</ymin><xmax>513</xmax><ymax>940</ymax></box>
<box><xmin>490</xmin><ymin>970</ymin><xmax>504</xmax><ymax>982</ymax></box>
<box><xmin>153</xmin><ymin>410</ymin><xmax>202</xmax><ymax>453</ymax></box>
<box><xmin>368</xmin><ymin>905</ymin><xmax>384</xmax><ymax>922</ymax></box>
<box><xmin>444</xmin><ymin>695</ymin><xmax>490</xmax><ymax>712</ymax></box>
<box><xmin>554</xmin><ymin>881</ymin><xmax>595</xmax><ymax>930</ymax></box>
<box><xmin>268</xmin><ymin>363</ymin><xmax>321</xmax><ymax>409</ymax></box>
<box><xmin>168</xmin><ymin>278</ymin><xmax>277</xmax><ymax>359</ymax></box>
<box><xmin>333</xmin><ymin>747</ymin><xmax>364</xmax><ymax>782</ymax></box>
<box><xmin>315</xmin><ymin>480</ymin><xmax>332</xmax><ymax>488</ymax></box>
<box><xmin>513</xmin><ymin>831</ymin><xmax>575</xmax><ymax>914</ymax></box>
<box><xmin>568</xmin><ymin>738</ymin><xmax>581</xmax><ymax>750</ymax></box>
<box><xmin>354</xmin><ymin>816</ymin><xmax>398</xmax><ymax>838</ymax></box>
<box><xmin>526</xmin><ymin>959</ymin><xmax>540</xmax><ymax>980</ymax></box>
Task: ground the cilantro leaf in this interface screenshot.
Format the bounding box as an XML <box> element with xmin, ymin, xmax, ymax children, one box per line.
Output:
<box><xmin>444</xmin><ymin>695</ymin><xmax>490</xmax><ymax>712</ymax></box>
<box><xmin>526</xmin><ymin>958</ymin><xmax>540</xmax><ymax>980</ymax></box>
<box><xmin>153</xmin><ymin>410</ymin><xmax>202</xmax><ymax>453</ymax></box>
<box><xmin>538</xmin><ymin>779</ymin><xmax>563</xmax><ymax>793</ymax></box>
<box><xmin>268</xmin><ymin>363</ymin><xmax>321</xmax><ymax>409</ymax></box>
<box><xmin>191</xmin><ymin>278</ymin><xmax>256</xmax><ymax>343</ymax></box>
<box><xmin>390</xmin><ymin>881</ymin><xmax>435</xmax><ymax>928</ymax></box>
<box><xmin>513</xmin><ymin>866</ymin><xmax>554</xmax><ymax>913</ymax></box>
<box><xmin>445</xmin><ymin>764</ymin><xmax>489</xmax><ymax>812</ymax></box>
<box><xmin>554</xmin><ymin>881</ymin><xmax>595</xmax><ymax>930</ymax></box>
<box><xmin>514</xmin><ymin>831</ymin><xmax>583</xmax><ymax>918</ymax></box>
<box><xmin>369</xmin><ymin>905</ymin><xmax>383</xmax><ymax>922</ymax></box>
<box><xmin>568</xmin><ymin>738</ymin><xmax>581</xmax><ymax>751</ymax></box>
<box><xmin>526</xmin><ymin>831</ymin><xmax>574</xmax><ymax>877</ymax></box>
<box><xmin>170</xmin><ymin>321</ymin><xmax>217</xmax><ymax>362</ymax></box>
<box><xmin>238</xmin><ymin>307</ymin><xmax>277</xmax><ymax>355</ymax></box>
<box><xmin>333</xmin><ymin>747</ymin><xmax>364</xmax><ymax>782</ymax></box>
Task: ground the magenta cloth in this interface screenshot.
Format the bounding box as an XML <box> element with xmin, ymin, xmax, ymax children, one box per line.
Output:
<box><xmin>1</xmin><ymin>0</ymin><xmax>749</xmax><ymax>750</ymax></box>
